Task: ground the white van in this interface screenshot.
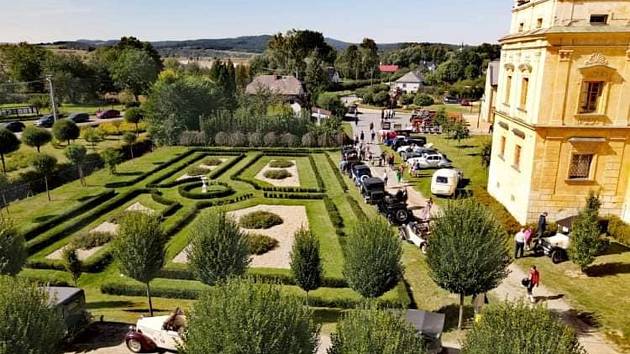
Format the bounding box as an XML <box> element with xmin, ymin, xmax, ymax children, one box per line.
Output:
<box><xmin>431</xmin><ymin>169</ymin><xmax>461</xmax><ymax>197</ymax></box>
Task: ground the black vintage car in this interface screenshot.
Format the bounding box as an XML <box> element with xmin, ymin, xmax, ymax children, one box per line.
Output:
<box><xmin>351</xmin><ymin>164</ymin><xmax>372</xmax><ymax>186</ymax></box>
<box><xmin>360</xmin><ymin>177</ymin><xmax>386</xmax><ymax>204</ymax></box>
<box><xmin>378</xmin><ymin>191</ymin><xmax>411</xmax><ymax>225</ymax></box>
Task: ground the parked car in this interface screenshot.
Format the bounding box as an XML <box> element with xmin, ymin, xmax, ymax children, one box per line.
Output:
<box><xmin>460</xmin><ymin>99</ymin><xmax>472</xmax><ymax>106</ymax></box>
<box><xmin>407</xmin><ymin>154</ymin><xmax>452</xmax><ymax>169</ymax></box>
<box><xmin>392</xmin><ymin>137</ymin><xmax>427</xmax><ymax>151</ymax></box>
<box><xmin>1</xmin><ymin>120</ymin><xmax>25</xmax><ymax>132</ymax></box>
<box><xmin>378</xmin><ymin>191</ymin><xmax>411</xmax><ymax>225</ymax></box>
<box><xmin>399</xmin><ymin>221</ymin><xmax>430</xmax><ymax>254</ymax></box>
<box><xmin>68</xmin><ymin>112</ymin><xmax>90</xmax><ymax>123</ymax></box>
<box><xmin>44</xmin><ymin>287</ymin><xmax>91</xmax><ymax>339</ymax></box>
<box><xmin>126</xmin><ymin>311</ymin><xmax>186</xmax><ymax>353</ymax></box>
<box><xmin>35</xmin><ymin>114</ymin><xmax>55</xmax><ymax>128</ymax></box>
<box><xmin>404</xmin><ymin>310</ymin><xmax>445</xmax><ymax>354</ymax></box>
<box><xmin>96</xmin><ymin>109</ymin><xmax>120</xmax><ymax>119</ymax></box>
<box><xmin>443</xmin><ymin>96</ymin><xmax>459</xmax><ymax>104</ymax></box>
<box><xmin>351</xmin><ymin>164</ymin><xmax>372</xmax><ymax>186</ymax></box>
<box><xmin>532</xmin><ymin>216</ymin><xmax>575</xmax><ymax>264</ymax></box>
<box><xmin>431</xmin><ymin>168</ymin><xmax>462</xmax><ymax>197</ymax></box>
<box><xmin>360</xmin><ymin>177</ymin><xmax>386</xmax><ymax>204</ymax></box>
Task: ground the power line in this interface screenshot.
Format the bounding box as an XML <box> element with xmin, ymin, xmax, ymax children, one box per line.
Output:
<box><xmin>0</xmin><ymin>78</ymin><xmax>47</xmax><ymax>88</ymax></box>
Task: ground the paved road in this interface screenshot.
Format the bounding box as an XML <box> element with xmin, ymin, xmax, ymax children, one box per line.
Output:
<box><xmin>14</xmin><ymin>115</ymin><xmax>123</xmax><ymax>139</ymax></box>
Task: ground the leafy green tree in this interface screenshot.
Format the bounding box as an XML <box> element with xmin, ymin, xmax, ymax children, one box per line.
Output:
<box><xmin>124</xmin><ymin>107</ymin><xmax>144</xmax><ymax>134</ymax></box>
<box><xmin>44</xmin><ymin>53</ymin><xmax>98</xmax><ymax>103</ymax></box>
<box><xmin>113</xmin><ymin>212</ymin><xmax>166</xmax><ymax>316</ymax></box>
<box><xmin>414</xmin><ymin>94</ymin><xmax>434</xmax><ymax>107</ymax></box>
<box><xmin>64</xmin><ymin>144</ymin><xmax>88</xmax><ymax>186</ymax></box>
<box><xmin>343</xmin><ymin>219</ymin><xmax>403</xmax><ymax>298</ymax></box>
<box><xmin>235</xmin><ymin>64</ymin><xmax>251</xmax><ymax>90</ymax></box>
<box><xmin>290</xmin><ymin>227</ymin><xmax>322</xmax><ymax>304</ymax></box>
<box><xmin>181</xmin><ymin>279</ymin><xmax>319</xmax><ymax>354</ymax></box>
<box><xmin>461</xmin><ymin>302</ymin><xmax>586</xmax><ymax>354</ymax></box>
<box><xmin>0</xmin><ymin>128</ymin><xmax>20</xmax><ymax>174</ymax></box>
<box><xmin>317</xmin><ymin>93</ymin><xmax>347</xmax><ymax>117</ymax></box>
<box><xmin>30</xmin><ymin>154</ymin><xmax>57</xmax><ymax>201</ymax></box>
<box><xmin>267</xmin><ymin>29</ymin><xmax>336</xmax><ymax>79</ymax></box>
<box><xmin>335</xmin><ymin>44</ymin><xmax>361</xmax><ymax>79</ymax></box>
<box><xmin>82</xmin><ymin>127</ymin><xmax>104</xmax><ymax>150</ymax></box>
<box><xmin>144</xmin><ymin>73</ymin><xmax>219</xmax><ymax>145</ymax></box>
<box><xmin>0</xmin><ymin>43</ymin><xmax>48</xmax><ymax>91</ymax></box>
<box><xmin>114</xmin><ymin>36</ymin><xmax>163</xmax><ymax>71</ymax></box>
<box><xmin>0</xmin><ymin>218</ymin><xmax>26</xmax><ymax>275</ymax></box>
<box><xmin>110</xmin><ymin>48</ymin><xmax>159</xmax><ymax>100</ymax></box>
<box><xmin>329</xmin><ymin>305</ymin><xmax>426</xmax><ymax>354</ymax></box>
<box><xmin>359</xmin><ymin>38</ymin><xmax>380</xmax><ymax>81</ymax></box>
<box><xmin>22</xmin><ymin>126</ymin><xmax>52</xmax><ymax>153</ymax></box>
<box><xmin>187</xmin><ymin>210</ymin><xmax>250</xmax><ymax>286</ymax></box>
<box><xmin>122</xmin><ymin>132</ymin><xmax>137</xmax><ymax>159</ymax></box>
<box><xmin>480</xmin><ymin>139</ymin><xmax>492</xmax><ymax>169</ymax></box>
<box><xmin>427</xmin><ymin>199</ymin><xmax>510</xmax><ymax>329</ymax></box>
<box><xmin>52</xmin><ymin>119</ymin><xmax>80</xmax><ymax>145</ymax></box>
<box><xmin>0</xmin><ymin>276</ymin><xmax>65</xmax><ymax>354</ymax></box>
<box><xmin>62</xmin><ymin>246</ymin><xmax>82</xmax><ymax>286</ymax></box>
<box><xmin>304</xmin><ymin>49</ymin><xmax>329</xmax><ymax>102</ymax></box>
<box><xmin>569</xmin><ymin>192</ymin><xmax>602</xmax><ymax>272</ymax></box>
<box><xmin>100</xmin><ymin>148</ymin><xmax>123</xmax><ymax>175</ymax></box>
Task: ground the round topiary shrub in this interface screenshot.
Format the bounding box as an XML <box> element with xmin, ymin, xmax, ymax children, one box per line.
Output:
<box><xmin>269</xmin><ymin>160</ymin><xmax>294</xmax><ymax>168</ymax></box>
<box><xmin>187</xmin><ymin>166</ymin><xmax>208</xmax><ymax>176</ymax></box>
<box><xmin>247</xmin><ymin>234</ymin><xmax>279</xmax><ymax>255</ymax></box>
<box><xmin>239</xmin><ymin>211</ymin><xmax>284</xmax><ymax>229</ymax></box>
<box><xmin>263</xmin><ymin>169</ymin><xmax>292</xmax><ymax>180</ymax></box>
<box><xmin>202</xmin><ymin>158</ymin><xmax>223</xmax><ymax>166</ymax></box>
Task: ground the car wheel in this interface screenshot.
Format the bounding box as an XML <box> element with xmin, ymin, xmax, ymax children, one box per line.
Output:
<box><xmin>398</xmin><ymin>228</ymin><xmax>407</xmax><ymax>240</ymax></box>
<box><xmin>395</xmin><ymin>209</ymin><xmax>410</xmax><ymax>224</ymax></box>
<box><xmin>126</xmin><ymin>338</ymin><xmax>144</xmax><ymax>353</ymax></box>
<box><xmin>420</xmin><ymin>243</ymin><xmax>428</xmax><ymax>254</ymax></box>
<box><xmin>551</xmin><ymin>249</ymin><xmax>565</xmax><ymax>264</ymax></box>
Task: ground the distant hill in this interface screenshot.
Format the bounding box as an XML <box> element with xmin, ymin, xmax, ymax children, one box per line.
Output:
<box><xmin>50</xmin><ymin>35</ymin><xmax>409</xmax><ymax>56</ymax></box>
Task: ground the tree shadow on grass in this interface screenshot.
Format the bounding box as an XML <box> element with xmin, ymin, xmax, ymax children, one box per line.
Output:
<box><xmin>33</xmin><ymin>215</ymin><xmax>56</xmax><ymax>223</ymax></box>
<box><xmin>585</xmin><ymin>262</ymin><xmax>630</xmax><ymax>277</ymax></box>
<box><xmin>599</xmin><ymin>242</ymin><xmax>630</xmax><ymax>256</ymax></box>
<box><xmin>115</xmin><ymin>171</ymin><xmax>143</xmax><ymax>177</ymax></box>
<box><xmin>86</xmin><ymin>300</ymin><xmax>135</xmax><ymax>310</ymax></box>
<box><xmin>456</xmin><ymin>144</ymin><xmax>478</xmax><ymax>149</ymax></box>
<box><xmin>437</xmin><ymin>303</ymin><xmax>475</xmax><ymax>332</ymax></box>
<box><xmin>65</xmin><ymin>322</ymin><xmax>127</xmax><ymax>352</ymax></box>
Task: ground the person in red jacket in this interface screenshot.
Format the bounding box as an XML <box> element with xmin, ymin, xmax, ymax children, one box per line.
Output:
<box><xmin>528</xmin><ymin>265</ymin><xmax>540</xmax><ymax>303</ymax></box>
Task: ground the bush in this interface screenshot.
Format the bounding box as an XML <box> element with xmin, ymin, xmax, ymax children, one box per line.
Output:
<box><xmin>0</xmin><ymin>219</ymin><xmax>26</xmax><ymax>275</ymax></box>
<box><xmin>186</xmin><ymin>166</ymin><xmax>208</xmax><ymax>176</ymax></box>
<box><xmin>179</xmin><ymin>131</ymin><xmax>207</xmax><ymax>146</ymax></box>
<box><xmin>280</xmin><ymin>133</ymin><xmax>299</xmax><ymax>147</ymax></box>
<box><xmin>71</xmin><ymin>231</ymin><xmax>115</xmax><ymax>250</ymax></box>
<box><xmin>263</xmin><ymin>169</ymin><xmax>292</xmax><ymax>180</ymax></box>
<box><xmin>606</xmin><ymin>215</ymin><xmax>630</xmax><ymax>246</ymax></box>
<box><xmin>239</xmin><ymin>211</ymin><xmax>284</xmax><ymax>229</ymax></box>
<box><xmin>201</xmin><ymin>157</ymin><xmax>222</xmax><ymax>166</ymax></box>
<box><xmin>247</xmin><ymin>233</ymin><xmax>279</xmax><ymax>255</ymax></box>
<box><xmin>301</xmin><ymin>132</ymin><xmax>317</xmax><ymax>147</ymax></box>
<box><xmin>52</xmin><ymin>119</ymin><xmax>80</xmax><ymax>144</ymax></box>
<box><xmin>229</xmin><ymin>131</ymin><xmax>247</xmax><ymax>147</ymax></box>
<box><xmin>214</xmin><ymin>131</ymin><xmax>229</xmax><ymax>146</ymax></box>
<box><xmin>263</xmin><ymin>132</ymin><xmax>278</xmax><ymax>147</ymax></box>
<box><xmin>399</xmin><ymin>93</ymin><xmax>415</xmax><ymax>105</ymax></box>
<box><xmin>269</xmin><ymin>160</ymin><xmax>294</xmax><ymax>168</ymax></box>
<box><xmin>414</xmin><ymin>94</ymin><xmax>434</xmax><ymax>107</ymax></box>
<box><xmin>461</xmin><ymin>302</ymin><xmax>585</xmax><ymax>354</ymax></box>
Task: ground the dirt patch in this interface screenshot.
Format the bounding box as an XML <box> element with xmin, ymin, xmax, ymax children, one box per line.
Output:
<box><xmin>47</xmin><ymin>245</ymin><xmax>105</xmax><ymax>261</ymax></box>
<box><xmin>255</xmin><ymin>160</ymin><xmax>300</xmax><ymax>187</ymax></box>
<box><xmin>126</xmin><ymin>202</ymin><xmax>155</xmax><ymax>215</ymax></box>
<box><xmin>173</xmin><ymin>205</ymin><xmax>309</xmax><ymax>269</ymax></box>
<box><xmin>176</xmin><ymin>158</ymin><xmax>227</xmax><ymax>181</ymax></box>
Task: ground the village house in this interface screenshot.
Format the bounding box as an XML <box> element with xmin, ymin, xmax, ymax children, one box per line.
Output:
<box><xmin>487</xmin><ymin>0</ymin><xmax>630</xmax><ymax>224</ymax></box>
<box><xmin>393</xmin><ymin>71</ymin><xmax>424</xmax><ymax>94</ymax></box>
<box><xmin>245</xmin><ymin>75</ymin><xmax>306</xmax><ymax>109</ymax></box>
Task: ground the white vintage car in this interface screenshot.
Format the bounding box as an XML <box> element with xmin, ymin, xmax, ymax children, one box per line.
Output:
<box><xmin>125</xmin><ymin>313</ymin><xmax>186</xmax><ymax>353</ymax></box>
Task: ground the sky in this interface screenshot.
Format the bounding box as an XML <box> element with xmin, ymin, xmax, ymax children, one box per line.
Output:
<box><xmin>0</xmin><ymin>0</ymin><xmax>512</xmax><ymax>45</ymax></box>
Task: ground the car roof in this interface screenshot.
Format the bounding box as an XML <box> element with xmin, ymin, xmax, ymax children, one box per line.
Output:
<box><xmin>405</xmin><ymin>310</ymin><xmax>445</xmax><ymax>338</ymax></box>
<box><xmin>433</xmin><ymin>169</ymin><xmax>459</xmax><ymax>178</ymax></box>
<box><xmin>44</xmin><ymin>286</ymin><xmax>84</xmax><ymax>306</ymax></box>
<box><xmin>363</xmin><ymin>177</ymin><xmax>384</xmax><ymax>186</ymax></box>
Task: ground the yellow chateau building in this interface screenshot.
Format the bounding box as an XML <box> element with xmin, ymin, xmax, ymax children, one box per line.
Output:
<box><xmin>487</xmin><ymin>0</ymin><xmax>630</xmax><ymax>225</ymax></box>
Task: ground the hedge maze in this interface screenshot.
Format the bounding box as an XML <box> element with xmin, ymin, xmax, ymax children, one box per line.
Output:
<box><xmin>21</xmin><ymin>147</ymin><xmax>411</xmax><ymax>309</ymax></box>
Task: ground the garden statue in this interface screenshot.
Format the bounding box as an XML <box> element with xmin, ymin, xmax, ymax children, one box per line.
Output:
<box><xmin>201</xmin><ymin>176</ymin><xmax>208</xmax><ymax>193</ymax></box>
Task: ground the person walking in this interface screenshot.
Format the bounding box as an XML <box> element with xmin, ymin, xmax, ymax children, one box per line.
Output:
<box><xmin>360</xmin><ymin>130</ymin><xmax>365</xmax><ymax>143</ymax></box>
<box><xmin>537</xmin><ymin>212</ymin><xmax>548</xmax><ymax>238</ymax></box>
<box><xmin>370</xmin><ymin>129</ymin><xmax>376</xmax><ymax>144</ymax></box>
<box><xmin>514</xmin><ymin>228</ymin><xmax>526</xmax><ymax>259</ymax></box>
<box><xmin>527</xmin><ymin>265</ymin><xmax>540</xmax><ymax>303</ymax></box>
<box><xmin>395</xmin><ymin>169</ymin><xmax>401</xmax><ymax>184</ymax></box>
<box><xmin>383</xmin><ymin>171</ymin><xmax>389</xmax><ymax>186</ymax></box>
<box><xmin>354</xmin><ymin>115</ymin><xmax>359</xmax><ymax>126</ymax></box>
<box><xmin>524</xmin><ymin>226</ymin><xmax>533</xmax><ymax>251</ymax></box>
<box><xmin>369</xmin><ymin>122</ymin><xmax>374</xmax><ymax>131</ymax></box>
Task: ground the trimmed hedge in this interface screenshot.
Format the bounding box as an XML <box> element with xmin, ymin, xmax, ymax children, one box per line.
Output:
<box><xmin>309</xmin><ymin>155</ymin><xmax>325</xmax><ymax>190</ymax></box>
<box><xmin>145</xmin><ymin>151</ymin><xmax>208</xmax><ymax>188</ymax></box>
<box><xmin>263</xmin><ymin>192</ymin><xmax>325</xmax><ymax>200</ymax></box>
<box><xmin>208</xmin><ymin>153</ymin><xmax>245</xmax><ymax>180</ymax></box>
<box><xmin>263</xmin><ymin>169</ymin><xmax>292</xmax><ymax>180</ymax></box>
<box><xmin>239</xmin><ymin>211</ymin><xmax>284</xmax><ymax>229</ymax></box>
<box><xmin>19</xmin><ymin>269</ymin><xmax>72</xmax><ymax>287</ymax></box>
<box><xmin>606</xmin><ymin>215</ymin><xmax>630</xmax><ymax>246</ymax></box>
<box><xmin>100</xmin><ymin>278</ymin><xmax>409</xmax><ymax>309</ymax></box>
<box><xmin>21</xmin><ymin>190</ymin><xmax>117</xmax><ymax>241</ymax></box>
<box><xmin>346</xmin><ymin>196</ymin><xmax>368</xmax><ymax>220</ymax></box>
<box><xmin>324</xmin><ymin>197</ymin><xmax>344</xmax><ymax>230</ymax></box>
<box><xmin>268</xmin><ymin>160</ymin><xmax>294</xmax><ymax>168</ymax></box>
<box><xmin>325</xmin><ymin>152</ymin><xmax>348</xmax><ymax>192</ymax></box>
<box><xmin>178</xmin><ymin>181</ymin><xmax>235</xmax><ymax>200</ymax></box>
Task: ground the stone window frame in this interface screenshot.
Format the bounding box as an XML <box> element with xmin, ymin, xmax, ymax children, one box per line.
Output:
<box><xmin>576</xmin><ymin>53</ymin><xmax>615</xmax><ymax>119</ymax></box>
<box><xmin>517</xmin><ymin>63</ymin><xmax>532</xmax><ymax>113</ymax></box>
<box><xmin>503</xmin><ymin>64</ymin><xmax>515</xmax><ymax>107</ymax></box>
<box><xmin>566</xmin><ymin>152</ymin><xmax>596</xmax><ymax>181</ymax></box>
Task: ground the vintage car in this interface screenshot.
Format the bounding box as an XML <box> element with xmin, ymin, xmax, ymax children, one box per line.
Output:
<box><xmin>126</xmin><ymin>310</ymin><xmax>186</xmax><ymax>353</ymax></box>
<box><xmin>407</xmin><ymin>154</ymin><xmax>452</xmax><ymax>169</ymax></box>
<box><xmin>378</xmin><ymin>191</ymin><xmax>411</xmax><ymax>225</ymax></box>
<box><xmin>360</xmin><ymin>177</ymin><xmax>386</xmax><ymax>204</ymax></box>
<box><xmin>399</xmin><ymin>221</ymin><xmax>430</xmax><ymax>254</ymax></box>
<box><xmin>404</xmin><ymin>310</ymin><xmax>445</xmax><ymax>354</ymax></box>
<box><xmin>96</xmin><ymin>109</ymin><xmax>121</xmax><ymax>119</ymax></box>
<box><xmin>351</xmin><ymin>164</ymin><xmax>372</xmax><ymax>186</ymax></box>
<box><xmin>44</xmin><ymin>286</ymin><xmax>91</xmax><ymax>339</ymax></box>
<box><xmin>431</xmin><ymin>168</ymin><xmax>463</xmax><ymax>197</ymax></box>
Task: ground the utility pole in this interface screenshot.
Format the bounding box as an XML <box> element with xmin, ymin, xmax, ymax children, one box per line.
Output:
<box><xmin>45</xmin><ymin>75</ymin><xmax>57</xmax><ymax>122</ymax></box>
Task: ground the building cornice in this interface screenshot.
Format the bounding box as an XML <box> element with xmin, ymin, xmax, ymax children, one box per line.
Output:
<box><xmin>495</xmin><ymin>111</ymin><xmax>630</xmax><ymax>130</ymax></box>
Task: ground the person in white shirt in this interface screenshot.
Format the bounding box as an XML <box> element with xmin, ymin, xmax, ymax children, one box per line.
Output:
<box><xmin>514</xmin><ymin>228</ymin><xmax>526</xmax><ymax>259</ymax></box>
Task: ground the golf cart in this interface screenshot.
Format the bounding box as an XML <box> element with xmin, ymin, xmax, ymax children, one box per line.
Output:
<box><xmin>360</xmin><ymin>177</ymin><xmax>386</xmax><ymax>204</ymax></box>
<box><xmin>351</xmin><ymin>164</ymin><xmax>372</xmax><ymax>186</ymax></box>
<box><xmin>404</xmin><ymin>310</ymin><xmax>445</xmax><ymax>354</ymax></box>
<box><xmin>125</xmin><ymin>309</ymin><xmax>186</xmax><ymax>353</ymax></box>
<box><xmin>399</xmin><ymin>220</ymin><xmax>430</xmax><ymax>254</ymax></box>
<box><xmin>378</xmin><ymin>190</ymin><xmax>412</xmax><ymax>225</ymax></box>
<box><xmin>532</xmin><ymin>216</ymin><xmax>574</xmax><ymax>264</ymax></box>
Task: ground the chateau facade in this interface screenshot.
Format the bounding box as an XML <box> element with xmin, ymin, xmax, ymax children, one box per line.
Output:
<box><xmin>487</xmin><ymin>0</ymin><xmax>630</xmax><ymax>224</ymax></box>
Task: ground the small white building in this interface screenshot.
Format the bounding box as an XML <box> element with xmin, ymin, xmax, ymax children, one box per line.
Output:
<box><xmin>479</xmin><ymin>60</ymin><xmax>500</xmax><ymax>123</ymax></box>
<box><xmin>394</xmin><ymin>72</ymin><xmax>424</xmax><ymax>94</ymax></box>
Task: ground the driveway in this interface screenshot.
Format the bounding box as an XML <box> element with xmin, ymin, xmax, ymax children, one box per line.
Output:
<box><xmin>14</xmin><ymin>115</ymin><xmax>123</xmax><ymax>139</ymax></box>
